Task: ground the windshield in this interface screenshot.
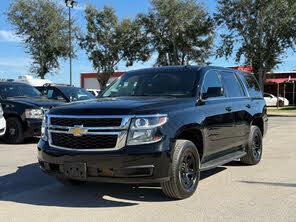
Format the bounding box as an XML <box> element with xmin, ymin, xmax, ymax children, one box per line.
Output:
<box><xmin>59</xmin><ymin>87</ymin><xmax>95</xmax><ymax>101</ymax></box>
<box><xmin>0</xmin><ymin>84</ymin><xmax>41</xmax><ymax>99</ymax></box>
<box><xmin>102</xmin><ymin>71</ymin><xmax>199</xmax><ymax>98</ymax></box>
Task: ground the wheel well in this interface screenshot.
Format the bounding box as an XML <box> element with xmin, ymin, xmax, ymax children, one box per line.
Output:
<box><xmin>176</xmin><ymin>128</ymin><xmax>203</xmax><ymax>159</ymax></box>
<box><xmin>4</xmin><ymin>114</ymin><xmax>24</xmax><ymax>126</ymax></box>
<box><xmin>252</xmin><ymin>118</ymin><xmax>264</xmax><ymax>135</ymax></box>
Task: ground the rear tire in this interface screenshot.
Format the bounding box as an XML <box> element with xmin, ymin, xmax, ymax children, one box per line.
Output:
<box><xmin>241</xmin><ymin>126</ymin><xmax>263</xmax><ymax>165</ymax></box>
<box><xmin>161</xmin><ymin>140</ymin><xmax>200</xmax><ymax>199</ymax></box>
<box><xmin>56</xmin><ymin>175</ymin><xmax>87</xmax><ymax>186</ymax></box>
<box><xmin>4</xmin><ymin>117</ymin><xmax>24</xmax><ymax>144</ymax></box>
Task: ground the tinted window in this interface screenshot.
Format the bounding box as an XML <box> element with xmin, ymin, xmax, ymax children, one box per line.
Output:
<box><xmin>47</xmin><ymin>88</ymin><xmax>66</xmax><ymax>101</ymax></box>
<box><xmin>102</xmin><ymin>71</ymin><xmax>198</xmax><ymax>98</ymax></box>
<box><xmin>0</xmin><ymin>83</ymin><xmax>41</xmax><ymax>99</ymax></box>
<box><xmin>240</xmin><ymin>73</ymin><xmax>262</xmax><ymax>98</ymax></box>
<box><xmin>220</xmin><ymin>72</ymin><xmax>244</xmax><ymax>97</ymax></box>
<box><xmin>201</xmin><ymin>70</ymin><xmax>224</xmax><ymax>97</ymax></box>
<box><xmin>59</xmin><ymin>87</ymin><xmax>95</xmax><ymax>101</ymax></box>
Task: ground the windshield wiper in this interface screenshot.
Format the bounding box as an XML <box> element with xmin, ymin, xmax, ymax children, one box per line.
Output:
<box><xmin>7</xmin><ymin>96</ymin><xmax>30</xmax><ymax>98</ymax></box>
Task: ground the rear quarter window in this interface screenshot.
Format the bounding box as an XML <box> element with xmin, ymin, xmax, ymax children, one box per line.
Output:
<box><xmin>240</xmin><ymin>72</ymin><xmax>263</xmax><ymax>98</ymax></box>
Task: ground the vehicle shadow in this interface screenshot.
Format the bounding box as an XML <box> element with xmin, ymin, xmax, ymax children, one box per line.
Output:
<box><xmin>239</xmin><ymin>181</ymin><xmax>296</xmax><ymax>188</ymax></box>
<box><xmin>224</xmin><ymin>160</ymin><xmax>248</xmax><ymax>167</ymax></box>
<box><xmin>0</xmin><ymin>137</ymin><xmax>40</xmax><ymax>145</ymax></box>
<box><xmin>0</xmin><ymin>163</ymin><xmax>226</xmax><ymax>207</ymax></box>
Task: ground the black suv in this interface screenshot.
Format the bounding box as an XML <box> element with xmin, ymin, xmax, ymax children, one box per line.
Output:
<box><xmin>0</xmin><ymin>81</ymin><xmax>64</xmax><ymax>144</ymax></box>
<box><xmin>38</xmin><ymin>66</ymin><xmax>268</xmax><ymax>199</ymax></box>
<box><xmin>36</xmin><ymin>84</ymin><xmax>95</xmax><ymax>102</ymax></box>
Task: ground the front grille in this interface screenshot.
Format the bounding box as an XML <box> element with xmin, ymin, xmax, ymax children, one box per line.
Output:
<box><xmin>50</xmin><ymin>117</ymin><xmax>122</xmax><ymax>127</ymax></box>
<box><xmin>51</xmin><ymin>133</ymin><xmax>118</xmax><ymax>149</ymax></box>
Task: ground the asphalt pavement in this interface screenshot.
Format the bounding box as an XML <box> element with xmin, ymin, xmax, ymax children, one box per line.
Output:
<box><xmin>0</xmin><ymin>116</ymin><xmax>295</xmax><ymax>222</ymax></box>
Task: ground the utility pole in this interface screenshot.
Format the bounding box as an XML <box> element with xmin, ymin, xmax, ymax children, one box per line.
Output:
<box><xmin>65</xmin><ymin>0</ymin><xmax>78</xmax><ymax>86</ymax></box>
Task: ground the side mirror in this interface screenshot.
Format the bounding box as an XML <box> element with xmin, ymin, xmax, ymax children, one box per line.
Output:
<box><xmin>202</xmin><ymin>87</ymin><xmax>223</xmax><ymax>99</ymax></box>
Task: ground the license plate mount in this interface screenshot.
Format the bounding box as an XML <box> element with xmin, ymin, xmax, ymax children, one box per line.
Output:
<box><xmin>64</xmin><ymin>162</ymin><xmax>87</xmax><ymax>179</ymax></box>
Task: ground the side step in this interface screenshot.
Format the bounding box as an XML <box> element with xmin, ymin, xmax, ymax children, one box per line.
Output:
<box><xmin>200</xmin><ymin>151</ymin><xmax>246</xmax><ymax>171</ymax></box>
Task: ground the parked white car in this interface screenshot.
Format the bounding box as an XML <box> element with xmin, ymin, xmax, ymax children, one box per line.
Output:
<box><xmin>264</xmin><ymin>93</ymin><xmax>289</xmax><ymax>107</ymax></box>
<box><xmin>0</xmin><ymin>104</ymin><xmax>6</xmax><ymax>136</ymax></box>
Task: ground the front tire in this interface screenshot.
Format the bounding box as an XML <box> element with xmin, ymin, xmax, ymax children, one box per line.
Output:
<box><xmin>4</xmin><ymin>117</ymin><xmax>24</xmax><ymax>144</ymax></box>
<box><xmin>241</xmin><ymin>125</ymin><xmax>263</xmax><ymax>165</ymax></box>
<box><xmin>161</xmin><ymin>140</ymin><xmax>200</xmax><ymax>199</ymax></box>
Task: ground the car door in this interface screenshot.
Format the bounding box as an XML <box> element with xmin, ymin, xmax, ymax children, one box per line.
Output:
<box><xmin>219</xmin><ymin>71</ymin><xmax>250</xmax><ymax>148</ymax></box>
<box><xmin>264</xmin><ymin>93</ymin><xmax>274</xmax><ymax>106</ymax></box>
<box><xmin>270</xmin><ymin>94</ymin><xmax>278</xmax><ymax>106</ymax></box>
<box><xmin>200</xmin><ymin>70</ymin><xmax>235</xmax><ymax>160</ymax></box>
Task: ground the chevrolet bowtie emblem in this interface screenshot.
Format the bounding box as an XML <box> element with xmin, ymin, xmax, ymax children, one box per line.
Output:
<box><xmin>68</xmin><ymin>125</ymin><xmax>88</xmax><ymax>136</ymax></box>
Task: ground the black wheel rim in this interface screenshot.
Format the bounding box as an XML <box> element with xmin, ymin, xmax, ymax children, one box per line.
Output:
<box><xmin>252</xmin><ymin>132</ymin><xmax>262</xmax><ymax>161</ymax></box>
<box><xmin>179</xmin><ymin>151</ymin><xmax>198</xmax><ymax>191</ymax></box>
<box><xmin>7</xmin><ymin>121</ymin><xmax>17</xmax><ymax>139</ymax></box>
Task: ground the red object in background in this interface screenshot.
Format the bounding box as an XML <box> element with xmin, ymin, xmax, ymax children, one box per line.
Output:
<box><xmin>265</xmin><ymin>72</ymin><xmax>296</xmax><ymax>83</ymax></box>
<box><xmin>81</xmin><ymin>72</ymin><xmax>125</xmax><ymax>89</ymax></box>
<box><xmin>228</xmin><ymin>65</ymin><xmax>253</xmax><ymax>73</ymax></box>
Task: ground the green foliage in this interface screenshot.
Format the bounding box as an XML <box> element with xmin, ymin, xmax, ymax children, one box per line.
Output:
<box><xmin>7</xmin><ymin>0</ymin><xmax>77</xmax><ymax>79</ymax></box>
<box><xmin>137</xmin><ymin>0</ymin><xmax>215</xmax><ymax>66</ymax></box>
<box><xmin>215</xmin><ymin>0</ymin><xmax>296</xmax><ymax>89</ymax></box>
<box><xmin>79</xmin><ymin>4</ymin><xmax>150</xmax><ymax>89</ymax></box>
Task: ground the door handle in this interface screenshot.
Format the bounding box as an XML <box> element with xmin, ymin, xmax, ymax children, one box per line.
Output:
<box><xmin>225</xmin><ymin>107</ymin><xmax>232</xmax><ymax>112</ymax></box>
<box><xmin>246</xmin><ymin>104</ymin><xmax>251</xmax><ymax>108</ymax></box>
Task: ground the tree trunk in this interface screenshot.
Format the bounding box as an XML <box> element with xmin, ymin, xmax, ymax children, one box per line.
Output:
<box><xmin>258</xmin><ymin>66</ymin><xmax>264</xmax><ymax>92</ymax></box>
<box><xmin>257</xmin><ymin>9</ymin><xmax>264</xmax><ymax>92</ymax></box>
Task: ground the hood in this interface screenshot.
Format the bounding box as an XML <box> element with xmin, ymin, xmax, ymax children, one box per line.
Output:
<box><xmin>49</xmin><ymin>96</ymin><xmax>195</xmax><ymax>116</ymax></box>
<box><xmin>278</xmin><ymin>97</ymin><xmax>287</xmax><ymax>101</ymax></box>
<box><xmin>7</xmin><ymin>97</ymin><xmax>65</xmax><ymax>108</ymax></box>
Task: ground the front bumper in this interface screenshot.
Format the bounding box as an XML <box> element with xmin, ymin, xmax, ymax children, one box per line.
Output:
<box><xmin>0</xmin><ymin>117</ymin><xmax>6</xmax><ymax>136</ymax></box>
<box><xmin>24</xmin><ymin>119</ymin><xmax>42</xmax><ymax>137</ymax></box>
<box><xmin>37</xmin><ymin>139</ymin><xmax>171</xmax><ymax>184</ymax></box>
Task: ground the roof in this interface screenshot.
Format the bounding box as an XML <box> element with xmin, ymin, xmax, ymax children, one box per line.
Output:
<box><xmin>0</xmin><ymin>81</ymin><xmax>30</xmax><ymax>85</ymax></box>
<box><xmin>124</xmin><ymin>65</ymin><xmax>241</xmax><ymax>74</ymax></box>
<box><xmin>81</xmin><ymin>72</ymin><xmax>126</xmax><ymax>78</ymax></box>
<box><xmin>40</xmin><ymin>85</ymin><xmax>79</xmax><ymax>90</ymax></box>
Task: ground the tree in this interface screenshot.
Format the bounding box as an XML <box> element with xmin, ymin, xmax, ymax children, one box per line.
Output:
<box><xmin>215</xmin><ymin>0</ymin><xmax>296</xmax><ymax>90</ymax></box>
<box><xmin>79</xmin><ymin>5</ymin><xmax>150</xmax><ymax>89</ymax></box>
<box><xmin>137</xmin><ymin>0</ymin><xmax>215</xmax><ymax>66</ymax></box>
<box><xmin>7</xmin><ymin>0</ymin><xmax>77</xmax><ymax>79</ymax></box>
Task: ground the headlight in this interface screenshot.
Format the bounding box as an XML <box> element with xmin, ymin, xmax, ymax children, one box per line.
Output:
<box><xmin>127</xmin><ymin>115</ymin><xmax>168</xmax><ymax>145</ymax></box>
<box><xmin>41</xmin><ymin>114</ymin><xmax>48</xmax><ymax>141</ymax></box>
<box><xmin>25</xmin><ymin>109</ymin><xmax>44</xmax><ymax>119</ymax></box>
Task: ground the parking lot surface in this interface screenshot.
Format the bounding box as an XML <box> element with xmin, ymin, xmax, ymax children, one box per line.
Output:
<box><xmin>0</xmin><ymin>116</ymin><xmax>295</xmax><ymax>222</ymax></box>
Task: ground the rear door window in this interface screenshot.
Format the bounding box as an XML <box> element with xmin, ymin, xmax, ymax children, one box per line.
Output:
<box><xmin>220</xmin><ymin>71</ymin><xmax>245</xmax><ymax>98</ymax></box>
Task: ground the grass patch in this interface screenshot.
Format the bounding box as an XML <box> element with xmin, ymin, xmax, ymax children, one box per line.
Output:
<box><xmin>268</xmin><ymin>106</ymin><xmax>296</xmax><ymax>113</ymax></box>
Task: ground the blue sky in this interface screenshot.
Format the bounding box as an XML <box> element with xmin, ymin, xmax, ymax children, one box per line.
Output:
<box><xmin>0</xmin><ymin>0</ymin><xmax>295</xmax><ymax>87</ymax></box>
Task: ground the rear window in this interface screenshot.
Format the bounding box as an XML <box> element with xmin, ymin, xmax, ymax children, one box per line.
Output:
<box><xmin>240</xmin><ymin>73</ymin><xmax>263</xmax><ymax>98</ymax></box>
